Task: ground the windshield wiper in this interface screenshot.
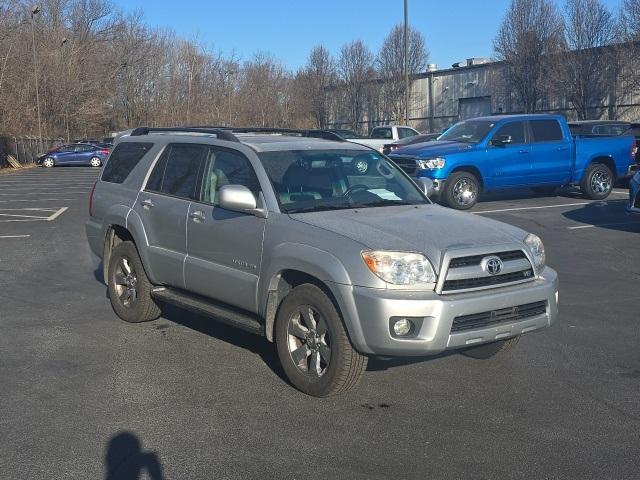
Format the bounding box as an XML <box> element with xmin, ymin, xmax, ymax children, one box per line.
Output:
<box><xmin>351</xmin><ymin>199</ymin><xmax>417</xmax><ymax>208</ymax></box>
<box><xmin>285</xmin><ymin>204</ymin><xmax>356</xmax><ymax>214</ymax></box>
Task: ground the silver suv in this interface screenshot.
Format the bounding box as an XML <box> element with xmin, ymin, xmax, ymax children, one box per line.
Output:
<box><xmin>86</xmin><ymin>127</ymin><xmax>559</xmax><ymax>397</ymax></box>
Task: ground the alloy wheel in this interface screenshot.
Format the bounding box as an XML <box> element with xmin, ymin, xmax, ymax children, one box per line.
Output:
<box><xmin>453</xmin><ymin>178</ymin><xmax>477</xmax><ymax>206</ymax></box>
<box><xmin>591</xmin><ymin>169</ymin><xmax>611</xmax><ymax>194</ymax></box>
<box><xmin>113</xmin><ymin>256</ymin><xmax>138</xmax><ymax>308</ymax></box>
<box><xmin>286</xmin><ymin>305</ymin><xmax>332</xmax><ymax>377</ymax></box>
<box><xmin>90</xmin><ymin>157</ymin><xmax>101</xmax><ymax>167</ymax></box>
<box><xmin>43</xmin><ymin>158</ymin><xmax>54</xmax><ymax>168</ymax></box>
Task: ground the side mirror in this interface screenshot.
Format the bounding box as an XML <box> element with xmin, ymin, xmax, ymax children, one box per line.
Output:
<box><xmin>416</xmin><ymin>177</ymin><xmax>435</xmax><ymax>198</ymax></box>
<box><xmin>218</xmin><ymin>185</ymin><xmax>262</xmax><ymax>215</ymax></box>
<box><xmin>491</xmin><ymin>134</ymin><xmax>512</xmax><ymax>147</ymax></box>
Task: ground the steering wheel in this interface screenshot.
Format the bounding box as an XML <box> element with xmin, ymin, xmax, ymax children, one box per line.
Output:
<box><xmin>342</xmin><ymin>184</ymin><xmax>369</xmax><ymax>197</ymax></box>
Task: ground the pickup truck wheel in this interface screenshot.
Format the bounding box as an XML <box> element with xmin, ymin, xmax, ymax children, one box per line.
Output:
<box><xmin>275</xmin><ymin>284</ymin><xmax>368</xmax><ymax>397</ymax></box>
<box><xmin>443</xmin><ymin>171</ymin><xmax>480</xmax><ymax>210</ymax></box>
<box><xmin>107</xmin><ymin>241</ymin><xmax>161</xmax><ymax>323</ymax></box>
<box><xmin>581</xmin><ymin>163</ymin><xmax>613</xmax><ymax>200</ymax></box>
<box><xmin>461</xmin><ymin>335</ymin><xmax>520</xmax><ymax>359</ymax></box>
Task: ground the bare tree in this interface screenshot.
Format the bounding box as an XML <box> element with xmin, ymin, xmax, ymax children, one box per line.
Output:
<box><xmin>338</xmin><ymin>40</ymin><xmax>375</xmax><ymax>132</ymax></box>
<box><xmin>378</xmin><ymin>24</ymin><xmax>428</xmax><ymax>123</ymax></box>
<box><xmin>494</xmin><ymin>0</ymin><xmax>564</xmax><ymax>113</ymax></box>
<box><xmin>297</xmin><ymin>45</ymin><xmax>336</xmax><ymax>128</ymax></box>
<box><xmin>558</xmin><ymin>0</ymin><xmax>616</xmax><ymax>119</ymax></box>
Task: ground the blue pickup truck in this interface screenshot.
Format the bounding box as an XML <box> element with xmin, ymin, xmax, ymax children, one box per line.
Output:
<box><xmin>389</xmin><ymin>114</ymin><xmax>639</xmax><ymax>209</ymax></box>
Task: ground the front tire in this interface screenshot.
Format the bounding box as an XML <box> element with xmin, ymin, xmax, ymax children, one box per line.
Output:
<box><xmin>581</xmin><ymin>163</ymin><xmax>613</xmax><ymax>200</ymax></box>
<box><xmin>461</xmin><ymin>336</ymin><xmax>520</xmax><ymax>359</ymax></box>
<box><xmin>107</xmin><ymin>241</ymin><xmax>161</xmax><ymax>323</ymax></box>
<box><xmin>89</xmin><ymin>157</ymin><xmax>102</xmax><ymax>167</ymax></box>
<box><xmin>443</xmin><ymin>171</ymin><xmax>480</xmax><ymax>210</ymax></box>
<box><xmin>275</xmin><ymin>284</ymin><xmax>367</xmax><ymax>397</ymax></box>
<box><xmin>42</xmin><ymin>157</ymin><xmax>55</xmax><ymax>168</ymax></box>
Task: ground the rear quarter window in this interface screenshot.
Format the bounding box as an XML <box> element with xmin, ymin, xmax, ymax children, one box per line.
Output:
<box><xmin>531</xmin><ymin>120</ymin><xmax>563</xmax><ymax>142</ymax></box>
<box><xmin>101</xmin><ymin>142</ymin><xmax>154</xmax><ymax>184</ymax></box>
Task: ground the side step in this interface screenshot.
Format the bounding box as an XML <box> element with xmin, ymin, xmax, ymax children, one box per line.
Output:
<box><xmin>151</xmin><ymin>287</ymin><xmax>265</xmax><ymax>336</ymax></box>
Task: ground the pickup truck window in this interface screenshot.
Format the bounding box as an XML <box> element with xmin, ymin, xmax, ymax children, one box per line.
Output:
<box><xmin>200</xmin><ymin>148</ymin><xmax>261</xmax><ymax>205</ymax></box>
<box><xmin>371</xmin><ymin>128</ymin><xmax>393</xmax><ymax>139</ymax></box>
<box><xmin>530</xmin><ymin>120</ymin><xmax>563</xmax><ymax>142</ymax></box>
<box><xmin>398</xmin><ymin>128</ymin><xmax>418</xmax><ymax>139</ymax></box>
<box><xmin>259</xmin><ymin>149</ymin><xmax>428</xmax><ymax>213</ymax></box>
<box><xmin>145</xmin><ymin>144</ymin><xmax>206</xmax><ymax>200</ymax></box>
<box><xmin>439</xmin><ymin>120</ymin><xmax>495</xmax><ymax>143</ymax></box>
<box><xmin>101</xmin><ymin>142</ymin><xmax>153</xmax><ymax>184</ymax></box>
<box><xmin>492</xmin><ymin>122</ymin><xmax>526</xmax><ymax>145</ymax></box>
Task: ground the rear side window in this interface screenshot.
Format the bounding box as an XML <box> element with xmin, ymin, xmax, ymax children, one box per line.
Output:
<box><xmin>398</xmin><ymin>128</ymin><xmax>417</xmax><ymax>139</ymax></box>
<box><xmin>530</xmin><ymin>120</ymin><xmax>563</xmax><ymax>142</ymax></box>
<box><xmin>371</xmin><ymin>128</ymin><xmax>392</xmax><ymax>139</ymax></box>
<box><xmin>145</xmin><ymin>144</ymin><xmax>206</xmax><ymax>200</ymax></box>
<box><xmin>102</xmin><ymin>142</ymin><xmax>153</xmax><ymax>184</ymax></box>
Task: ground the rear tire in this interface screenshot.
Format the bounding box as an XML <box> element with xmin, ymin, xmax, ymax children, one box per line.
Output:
<box><xmin>461</xmin><ymin>336</ymin><xmax>520</xmax><ymax>359</ymax></box>
<box><xmin>107</xmin><ymin>241</ymin><xmax>161</xmax><ymax>323</ymax></box>
<box><xmin>443</xmin><ymin>171</ymin><xmax>480</xmax><ymax>210</ymax></box>
<box><xmin>89</xmin><ymin>157</ymin><xmax>102</xmax><ymax>167</ymax></box>
<box><xmin>275</xmin><ymin>284</ymin><xmax>367</xmax><ymax>397</ymax></box>
<box><xmin>581</xmin><ymin>163</ymin><xmax>613</xmax><ymax>200</ymax></box>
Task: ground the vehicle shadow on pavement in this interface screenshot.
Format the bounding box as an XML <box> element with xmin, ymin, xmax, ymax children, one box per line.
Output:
<box><xmin>105</xmin><ymin>431</ymin><xmax>164</xmax><ymax>480</ymax></box>
<box><xmin>562</xmin><ymin>200</ymin><xmax>640</xmax><ymax>233</ymax></box>
<box><xmin>366</xmin><ymin>350</ymin><xmax>459</xmax><ymax>371</ymax></box>
<box><xmin>159</xmin><ymin>304</ymin><xmax>288</xmax><ymax>382</ymax></box>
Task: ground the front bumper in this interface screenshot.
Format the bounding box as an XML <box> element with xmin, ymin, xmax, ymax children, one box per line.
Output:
<box><xmin>333</xmin><ymin>267</ymin><xmax>558</xmax><ymax>356</ymax></box>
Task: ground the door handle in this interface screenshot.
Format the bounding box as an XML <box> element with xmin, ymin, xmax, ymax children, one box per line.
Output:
<box><xmin>189</xmin><ymin>210</ymin><xmax>205</xmax><ymax>223</ymax></box>
<box><xmin>518</xmin><ymin>150</ymin><xmax>529</xmax><ymax>154</ymax></box>
<box><xmin>557</xmin><ymin>147</ymin><xmax>569</xmax><ymax>151</ymax></box>
<box><xmin>141</xmin><ymin>198</ymin><xmax>154</xmax><ymax>209</ymax></box>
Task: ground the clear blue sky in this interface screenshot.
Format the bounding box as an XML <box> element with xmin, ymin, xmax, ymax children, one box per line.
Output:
<box><xmin>112</xmin><ymin>0</ymin><xmax>623</xmax><ymax>70</ymax></box>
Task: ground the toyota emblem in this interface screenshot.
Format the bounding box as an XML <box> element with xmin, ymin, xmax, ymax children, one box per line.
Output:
<box><xmin>482</xmin><ymin>256</ymin><xmax>503</xmax><ymax>275</ymax></box>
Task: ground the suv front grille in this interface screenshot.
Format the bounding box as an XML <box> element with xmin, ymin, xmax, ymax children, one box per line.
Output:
<box><xmin>448</xmin><ymin>250</ymin><xmax>526</xmax><ymax>269</ymax></box>
<box><xmin>441</xmin><ymin>249</ymin><xmax>534</xmax><ymax>293</ymax></box>
<box><xmin>390</xmin><ymin>156</ymin><xmax>417</xmax><ymax>175</ymax></box>
<box><xmin>451</xmin><ymin>301</ymin><xmax>547</xmax><ymax>333</ymax></box>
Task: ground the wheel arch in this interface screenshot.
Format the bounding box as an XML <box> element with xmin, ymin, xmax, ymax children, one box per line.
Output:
<box><xmin>588</xmin><ymin>156</ymin><xmax>617</xmax><ymax>180</ymax></box>
<box><xmin>451</xmin><ymin>165</ymin><xmax>484</xmax><ymax>190</ymax></box>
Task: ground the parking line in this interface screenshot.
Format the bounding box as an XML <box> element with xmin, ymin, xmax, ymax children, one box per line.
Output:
<box><xmin>47</xmin><ymin>207</ymin><xmax>68</xmax><ymax>221</ymax></box>
<box><xmin>568</xmin><ymin>221</ymin><xmax>640</xmax><ymax>230</ymax></box>
<box><xmin>0</xmin><ymin>212</ymin><xmax>50</xmax><ymax>219</ymax></box>
<box><xmin>0</xmin><ymin>198</ymin><xmax>74</xmax><ymax>203</ymax></box>
<box><xmin>474</xmin><ymin>202</ymin><xmax>591</xmax><ymax>214</ymax></box>
<box><xmin>0</xmin><ymin>235</ymin><xmax>30</xmax><ymax>238</ymax></box>
<box><xmin>0</xmin><ymin>191</ymin><xmax>88</xmax><ymax>196</ymax></box>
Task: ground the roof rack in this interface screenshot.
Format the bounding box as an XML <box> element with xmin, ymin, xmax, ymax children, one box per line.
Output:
<box><xmin>129</xmin><ymin>127</ymin><xmax>239</xmax><ymax>142</ymax></box>
<box><xmin>190</xmin><ymin>126</ymin><xmax>345</xmax><ymax>142</ymax></box>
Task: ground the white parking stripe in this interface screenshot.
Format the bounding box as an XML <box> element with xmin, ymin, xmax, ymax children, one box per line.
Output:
<box><xmin>0</xmin><ymin>198</ymin><xmax>74</xmax><ymax>203</ymax></box>
<box><xmin>0</xmin><ymin>191</ymin><xmax>88</xmax><ymax>196</ymax></box>
<box><xmin>47</xmin><ymin>207</ymin><xmax>68</xmax><ymax>221</ymax></box>
<box><xmin>0</xmin><ymin>212</ymin><xmax>50</xmax><ymax>219</ymax></box>
<box><xmin>0</xmin><ymin>235</ymin><xmax>30</xmax><ymax>239</ymax></box>
<box><xmin>474</xmin><ymin>202</ymin><xmax>592</xmax><ymax>214</ymax></box>
<box><xmin>568</xmin><ymin>221</ymin><xmax>640</xmax><ymax>230</ymax></box>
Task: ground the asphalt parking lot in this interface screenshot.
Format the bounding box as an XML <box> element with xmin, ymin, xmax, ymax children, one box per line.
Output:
<box><xmin>1</xmin><ymin>167</ymin><xmax>639</xmax><ymax>479</ymax></box>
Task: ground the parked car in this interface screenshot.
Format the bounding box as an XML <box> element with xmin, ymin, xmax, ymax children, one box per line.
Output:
<box><xmin>383</xmin><ymin>133</ymin><xmax>440</xmax><ymax>155</ymax></box>
<box><xmin>37</xmin><ymin>143</ymin><xmax>110</xmax><ymax>167</ymax></box>
<box><xmin>569</xmin><ymin>120</ymin><xmax>640</xmax><ymax>164</ymax></box>
<box><xmin>628</xmin><ymin>171</ymin><xmax>640</xmax><ymax>215</ymax></box>
<box><xmin>346</xmin><ymin>125</ymin><xmax>420</xmax><ymax>153</ymax></box>
<box><xmin>389</xmin><ymin>114</ymin><xmax>638</xmax><ymax>209</ymax></box>
<box><xmin>86</xmin><ymin>126</ymin><xmax>558</xmax><ymax>397</ymax></box>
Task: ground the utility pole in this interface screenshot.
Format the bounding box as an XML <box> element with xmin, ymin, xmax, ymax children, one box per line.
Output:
<box><xmin>30</xmin><ymin>5</ymin><xmax>43</xmax><ymax>153</ymax></box>
<box><xmin>403</xmin><ymin>0</ymin><xmax>409</xmax><ymax>125</ymax></box>
<box><xmin>225</xmin><ymin>70</ymin><xmax>236</xmax><ymax>126</ymax></box>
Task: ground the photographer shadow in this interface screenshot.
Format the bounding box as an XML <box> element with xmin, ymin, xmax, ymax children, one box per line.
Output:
<box><xmin>105</xmin><ymin>431</ymin><xmax>164</xmax><ymax>480</ymax></box>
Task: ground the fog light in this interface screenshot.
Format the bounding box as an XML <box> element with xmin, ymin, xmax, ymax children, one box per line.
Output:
<box><xmin>392</xmin><ymin>318</ymin><xmax>413</xmax><ymax>336</ymax></box>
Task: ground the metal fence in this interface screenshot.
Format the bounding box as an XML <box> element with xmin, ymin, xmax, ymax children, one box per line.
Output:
<box><xmin>0</xmin><ymin>136</ymin><xmax>63</xmax><ymax>169</ymax></box>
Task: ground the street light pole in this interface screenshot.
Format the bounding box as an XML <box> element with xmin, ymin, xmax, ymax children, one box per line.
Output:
<box><xmin>30</xmin><ymin>5</ymin><xmax>43</xmax><ymax>153</ymax></box>
<box><xmin>403</xmin><ymin>0</ymin><xmax>409</xmax><ymax>125</ymax></box>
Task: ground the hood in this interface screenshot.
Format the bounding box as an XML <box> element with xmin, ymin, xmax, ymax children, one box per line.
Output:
<box><xmin>391</xmin><ymin>140</ymin><xmax>476</xmax><ymax>158</ymax></box>
<box><xmin>291</xmin><ymin>204</ymin><xmax>527</xmax><ymax>270</ymax></box>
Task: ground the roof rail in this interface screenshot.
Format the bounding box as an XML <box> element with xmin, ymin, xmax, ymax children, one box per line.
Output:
<box><xmin>129</xmin><ymin>127</ymin><xmax>239</xmax><ymax>142</ymax></box>
<box><xmin>191</xmin><ymin>126</ymin><xmax>345</xmax><ymax>142</ymax></box>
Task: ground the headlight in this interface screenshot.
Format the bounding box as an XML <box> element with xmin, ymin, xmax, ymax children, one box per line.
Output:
<box><xmin>417</xmin><ymin>157</ymin><xmax>445</xmax><ymax>169</ymax></box>
<box><xmin>361</xmin><ymin>251</ymin><xmax>436</xmax><ymax>285</ymax></box>
<box><xmin>524</xmin><ymin>233</ymin><xmax>546</xmax><ymax>271</ymax></box>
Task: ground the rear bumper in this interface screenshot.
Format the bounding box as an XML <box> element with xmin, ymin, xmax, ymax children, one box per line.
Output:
<box><xmin>334</xmin><ymin>267</ymin><xmax>559</xmax><ymax>356</ymax></box>
<box><xmin>85</xmin><ymin>218</ymin><xmax>104</xmax><ymax>258</ymax></box>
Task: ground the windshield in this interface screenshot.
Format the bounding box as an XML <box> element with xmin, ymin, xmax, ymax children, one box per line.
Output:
<box><xmin>438</xmin><ymin>120</ymin><xmax>495</xmax><ymax>143</ymax></box>
<box><xmin>258</xmin><ymin>149</ymin><xmax>429</xmax><ymax>213</ymax></box>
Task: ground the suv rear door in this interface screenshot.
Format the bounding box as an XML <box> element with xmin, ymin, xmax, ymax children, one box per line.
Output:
<box><xmin>184</xmin><ymin>146</ymin><xmax>266</xmax><ymax>313</ymax></box>
<box><xmin>135</xmin><ymin>143</ymin><xmax>206</xmax><ymax>288</ymax></box>
<box><xmin>527</xmin><ymin>119</ymin><xmax>572</xmax><ymax>185</ymax></box>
